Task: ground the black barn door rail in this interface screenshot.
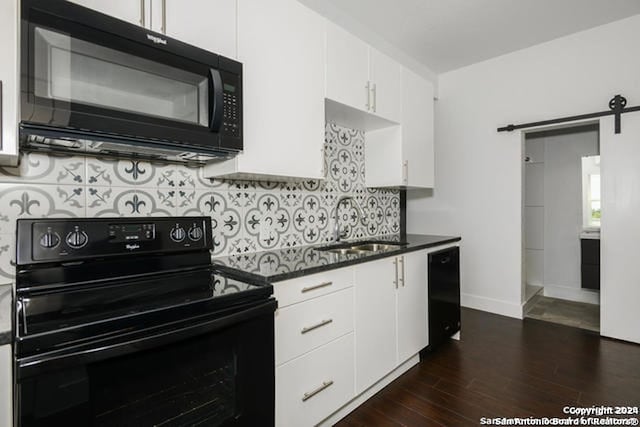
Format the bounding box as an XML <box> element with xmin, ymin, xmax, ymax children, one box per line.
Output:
<box><xmin>497</xmin><ymin>95</ymin><xmax>640</xmax><ymax>134</ymax></box>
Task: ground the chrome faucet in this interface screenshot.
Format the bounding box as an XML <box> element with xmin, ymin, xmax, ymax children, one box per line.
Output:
<box><xmin>333</xmin><ymin>195</ymin><xmax>367</xmax><ymax>242</ymax></box>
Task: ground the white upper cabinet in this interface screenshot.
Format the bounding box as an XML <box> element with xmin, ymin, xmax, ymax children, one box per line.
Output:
<box><xmin>151</xmin><ymin>0</ymin><xmax>237</xmax><ymax>58</ymax></box>
<box><xmin>402</xmin><ymin>68</ymin><xmax>434</xmax><ymax>188</ymax></box>
<box><xmin>0</xmin><ymin>0</ymin><xmax>19</xmax><ymax>165</ymax></box>
<box><xmin>325</xmin><ymin>22</ymin><xmax>402</xmax><ymax>125</ymax></box>
<box><xmin>325</xmin><ymin>22</ymin><xmax>370</xmax><ymax>113</ymax></box>
<box><xmin>365</xmin><ymin>68</ymin><xmax>435</xmax><ymax>189</ymax></box>
<box><xmin>369</xmin><ymin>49</ymin><xmax>402</xmax><ymax>123</ymax></box>
<box><xmin>203</xmin><ymin>0</ymin><xmax>325</xmax><ymax>181</ymax></box>
<box><xmin>68</xmin><ymin>0</ymin><xmax>148</xmax><ymax>27</ymax></box>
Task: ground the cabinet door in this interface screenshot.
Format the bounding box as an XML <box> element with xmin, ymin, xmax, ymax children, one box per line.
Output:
<box><xmin>402</xmin><ymin>68</ymin><xmax>434</xmax><ymax>188</ymax></box>
<box><xmin>397</xmin><ymin>251</ymin><xmax>428</xmax><ymax>362</ymax></box>
<box><xmin>325</xmin><ymin>21</ymin><xmax>370</xmax><ymax>113</ymax></box>
<box><xmin>68</xmin><ymin>0</ymin><xmax>146</xmax><ymax>26</ymax></box>
<box><xmin>154</xmin><ymin>0</ymin><xmax>237</xmax><ymax>58</ymax></box>
<box><xmin>0</xmin><ymin>345</ymin><xmax>11</xmax><ymax>427</ymax></box>
<box><xmin>354</xmin><ymin>257</ymin><xmax>397</xmax><ymax>393</ymax></box>
<box><xmin>369</xmin><ymin>48</ymin><xmax>402</xmax><ymax>123</ymax></box>
<box><xmin>233</xmin><ymin>0</ymin><xmax>325</xmax><ymax>179</ymax></box>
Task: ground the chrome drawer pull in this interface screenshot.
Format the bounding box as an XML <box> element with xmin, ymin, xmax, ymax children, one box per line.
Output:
<box><xmin>302</xmin><ymin>380</ymin><xmax>334</xmax><ymax>402</ymax></box>
<box><xmin>301</xmin><ymin>319</ymin><xmax>333</xmax><ymax>334</ymax></box>
<box><xmin>301</xmin><ymin>281</ymin><xmax>332</xmax><ymax>293</ymax></box>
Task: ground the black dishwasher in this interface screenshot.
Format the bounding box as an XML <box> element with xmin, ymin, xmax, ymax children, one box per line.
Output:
<box><xmin>427</xmin><ymin>246</ymin><xmax>461</xmax><ymax>350</ymax></box>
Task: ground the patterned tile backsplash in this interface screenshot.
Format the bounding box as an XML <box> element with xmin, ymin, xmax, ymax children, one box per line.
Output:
<box><xmin>0</xmin><ymin>123</ymin><xmax>399</xmax><ymax>280</ymax></box>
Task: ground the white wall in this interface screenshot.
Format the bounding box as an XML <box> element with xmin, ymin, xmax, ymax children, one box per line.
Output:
<box><xmin>524</xmin><ymin>139</ymin><xmax>544</xmax><ymax>288</ymax></box>
<box><xmin>524</xmin><ymin>131</ymin><xmax>599</xmax><ymax>304</ymax></box>
<box><xmin>407</xmin><ymin>14</ymin><xmax>640</xmax><ymax>326</ymax></box>
<box><xmin>543</xmin><ymin>131</ymin><xmax>599</xmax><ymax>302</ymax></box>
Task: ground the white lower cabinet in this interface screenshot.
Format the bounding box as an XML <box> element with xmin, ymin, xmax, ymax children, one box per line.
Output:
<box><xmin>0</xmin><ymin>345</ymin><xmax>12</xmax><ymax>427</ymax></box>
<box><xmin>397</xmin><ymin>250</ymin><xmax>429</xmax><ymax>363</ymax></box>
<box><xmin>276</xmin><ymin>333</ymin><xmax>355</xmax><ymax>427</ymax></box>
<box><xmin>354</xmin><ymin>257</ymin><xmax>397</xmax><ymax>393</ymax></box>
<box><xmin>276</xmin><ymin>288</ymin><xmax>354</xmax><ymax>366</ymax></box>
<box><xmin>275</xmin><ymin>248</ymin><xmax>442</xmax><ymax>425</ymax></box>
<box><xmin>354</xmin><ymin>250</ymin><xmax>429</xmax><ymax>393</ymax></box>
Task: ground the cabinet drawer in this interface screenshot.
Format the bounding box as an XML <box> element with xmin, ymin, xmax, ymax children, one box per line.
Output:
<box><xmin>276</xmin><ymin>333</ymin><xmax>355</xmax><ymax>427</ymax></box>
<box><xmin>276</xmin><ymin>288</ymin><xmax>354</xmax><ymax>365</ymax></box>
<box><xmin>274</xmin><ymin>267</ymin><xmax>353</xmax><ymax>308</ymax></box>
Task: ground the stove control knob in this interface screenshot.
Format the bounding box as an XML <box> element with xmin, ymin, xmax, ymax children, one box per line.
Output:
<box><xmin>170</xmin><ymin>226</ymin><xmax>186</xmax><ymax>242</ymax></box>
<box><xmin>39</xmin><ymin>231</ymin><xmax>60</xmax><ymax>249</ymax></box>
<box><xmin>188</xmin><ymin>226</ymin><xmax>204</xmax><ymax>241</ymax></box>
<box><xmin>66</xmin><ymin>229</ymin><xmax>88</xmax><ymax>249</ymax></box>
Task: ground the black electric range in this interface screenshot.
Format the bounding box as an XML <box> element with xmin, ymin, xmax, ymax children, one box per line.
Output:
<box><xmin>14</xmin><ymin>217</ymin><xmax>276</xmax><ymax>427</ymax></box>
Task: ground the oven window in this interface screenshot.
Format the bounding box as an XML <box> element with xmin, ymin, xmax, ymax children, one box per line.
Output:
<box><xmin>33</xmin><ymin>26</ymin><xmax>209</xmax><ymax>126</ymax></box>
<box><xmin>20</xmin><ymin>331</ymin><xmax>238</xmax><ymax>426</ymax></box>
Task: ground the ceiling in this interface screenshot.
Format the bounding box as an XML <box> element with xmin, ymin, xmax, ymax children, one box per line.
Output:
<box><xmin>306</xmin><ymin>0</ymin><xmax>640</xmax><ymax>73</ymax></box>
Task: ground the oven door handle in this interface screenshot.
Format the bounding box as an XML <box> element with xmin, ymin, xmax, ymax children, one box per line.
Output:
<box><xmin>17</xmin><ymin>299</ymin><xmax>277</xmax><ymax>379</ymax></box>
<box><xmin>208</xmin><ymin>68</ymin><xmax>224</xmax><ymax>133</ymax></box>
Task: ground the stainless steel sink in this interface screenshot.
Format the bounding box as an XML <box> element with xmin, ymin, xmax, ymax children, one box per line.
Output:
<box><xmin>324</xmin><ymin>248</ymin><xmax>365</xmax><ymax>255</ymax></box>
<box><xmin>317</xmin><ymin>241</ymin><xmax>403</xmax><ymax>255</ymax></box>
<box><xmin>350</xmin><ymin>243</ymin><xmax>399</xmax><ymax>252</ymax></box>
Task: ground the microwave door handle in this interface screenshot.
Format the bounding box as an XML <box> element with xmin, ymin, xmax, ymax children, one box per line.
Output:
<box><xmin>208</xmin><ymin>68</ymin><xmax>224</xmax><ymax>132</ymax></box>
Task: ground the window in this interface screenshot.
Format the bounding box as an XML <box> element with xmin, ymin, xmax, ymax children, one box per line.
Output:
<box><xmin>581</xmin><ymin>156</ymin><xmax>601</xmax><ymax>229</ymax></box>
<box><xmin>587</xmin><ymin>174</ymin><xmax>601</xmax><ymax>227</ymax></box>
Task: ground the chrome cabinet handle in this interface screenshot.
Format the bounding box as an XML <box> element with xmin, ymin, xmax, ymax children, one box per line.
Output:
<box><xmin>140</xmin><ymin>0</ymin><xmax>145</xmax><ymax>27</ymax></box>
<box><xmin>161</xmin><ymin>0</ymin><xmax>167</xmax><ymax>34</ymax></box>
<box><xmin>365</xmin><ymin>81</ymin><xmax>371</xmax><ymax>111</ymax></box>
<box><xmin>302</xmin><ymin>380</ymin><xmax>334</xmax><ymax>402</ymax></box>
<box><xmin>402</xmin><ymin>160</ymin><xmax>408</xmax><ymax>184</ymax></box>
<box><xmin>393</xmin><ymin>258</ymin><xmax>398</xmax><ymax>288</ymax></box>
<box><xmin>372</xmin><ymin>83</ymin><xmax>377</xmax><ymax>112</ymax></box>
<box><xmin>301</xmin><ymin>319</ymin><xmax>333</xmax><ymax>334</ymax></box>
<box><xmin>399</xmin><ymin>256</ymin><xmax>405</xmax><ymax>287</ymax></box>
<box><xmin>301</xmin><ymin>281</ymin><xmax>332</xmax><ymax>293</ymax></box>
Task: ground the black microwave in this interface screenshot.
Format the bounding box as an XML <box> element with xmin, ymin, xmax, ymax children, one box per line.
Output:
<box><xmin>20</xmin><ymin>0</ymin><xmax>242</xmax><ymax>164</ymax></box>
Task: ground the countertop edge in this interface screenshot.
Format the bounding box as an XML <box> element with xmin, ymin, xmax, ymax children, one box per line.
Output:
<box><xmin>213</xmin><ymin>236</ymin><xmax>461</xmax><ymax>284</ymax></box>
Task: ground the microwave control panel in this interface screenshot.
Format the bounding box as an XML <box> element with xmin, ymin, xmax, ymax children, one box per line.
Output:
<box><xmin>222</xmin><ymin>71</ymin><xmax>241</xmax><ymax>138</ymax></box>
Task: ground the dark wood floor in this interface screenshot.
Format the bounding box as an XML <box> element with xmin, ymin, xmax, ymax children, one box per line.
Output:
<box><xmin>336</xmin><ymin>308</ymin><xmax>640</xmax><ymax>426</ymax></box>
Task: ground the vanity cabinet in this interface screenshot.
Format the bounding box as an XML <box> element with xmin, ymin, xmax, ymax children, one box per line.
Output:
<box><xmin>203</xmin><ymin>0</ymin><xmax>325</xmax><ymax>181</ymax></box>
<box><xmin>325</xmin><ymin>22</ymin><xmax>402</xmax><ymax>124</ymax></box>
<box><xmin>365</xmin><ymin>68</ymin><xmax>435</xmax><ymax>188</ymax></box>
<box><xmin>0</xmin><ymin>0</ymin><xmax>19</xmax><ymax>165</ymax></box>
<box><xmin>354</xmin><ymin>250</ymin><xmax>428</xmax><ymax>393</ymax></box>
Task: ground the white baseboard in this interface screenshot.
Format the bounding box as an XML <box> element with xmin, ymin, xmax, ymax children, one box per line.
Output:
<box><xmin>543</xmin><ymin>284</ymin><xmax>600</xmax><ymax>305</ymax></box>
<box><xmin>318</xmin><ymin>355</ymin><xmax>420</xmax><ymax>426</ymax></box>
<box><xmin>461</xmin><ymin>293</ymin><xmax>523</xmax><ymax>319</ymax></box>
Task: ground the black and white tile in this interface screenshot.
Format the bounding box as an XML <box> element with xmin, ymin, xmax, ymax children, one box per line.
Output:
<box><xmin>0</xmin><ymin>123</ymin><xmax>399</xmax><ymax>279</ymax></box>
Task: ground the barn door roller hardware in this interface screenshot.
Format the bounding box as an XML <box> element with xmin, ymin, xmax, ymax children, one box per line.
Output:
<box><xmin>497</xmin><ymin>94</ymin><xmax>640</xmax><ymax>134</ymax></box>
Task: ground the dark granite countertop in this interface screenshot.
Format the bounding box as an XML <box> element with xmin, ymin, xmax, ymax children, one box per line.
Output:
<box><xmin>0</xmin><ymin>283</ymin><xmax>12</xmax><ymax>346</ymax></box>
<box><xmin>212</xmin><ymin>234</ymin><xmax>461</xmax><ymax>284</ymax></box>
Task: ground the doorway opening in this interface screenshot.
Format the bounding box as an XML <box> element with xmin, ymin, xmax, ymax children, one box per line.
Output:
<box><xmin>522</xmin><ymin>122</ymin><xmax>600</xmax><ymax>332</ymax></box>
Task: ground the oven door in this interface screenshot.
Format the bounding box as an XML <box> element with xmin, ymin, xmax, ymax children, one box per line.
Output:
<box><xmin>16</xmin><ymin>299</ymin><xmax>276</xmax><ymax>427</ymax></box>
<box><xmin>21</xmin><ymin>0</ymin><xmax>242</xmax><ymax>153</ymax></box>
